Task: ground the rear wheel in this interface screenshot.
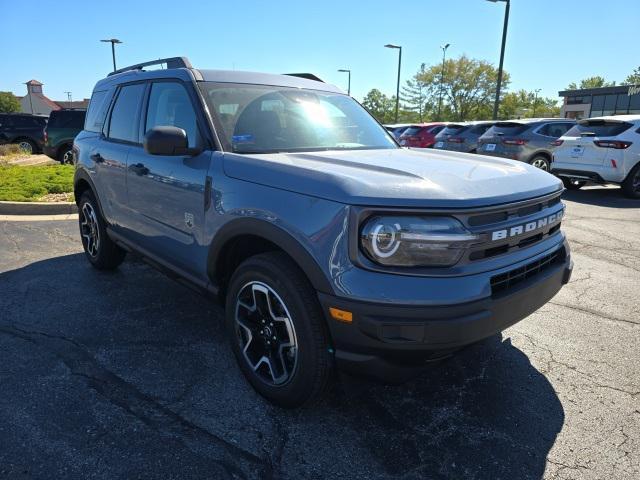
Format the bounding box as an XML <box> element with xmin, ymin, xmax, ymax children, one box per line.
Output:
<box><xmin>621</xmin><ymin>163</ymin><xmax>640</xmax><ymax>199</ymax></box>
<box><xmin>78</xmin><ymin>191</ymin><xmax>126</xmax><ymax>269</ymax></box>
<box><xmin>529</xmin><ymin>155</ymin><xmax>550</xmax><ymax>171</ymax></box>
<box><xmin>57</xmin><ymin>145</ymin><xmax>74</xmax><ymax>164</ymax></box>
<box><xmin>17</xmin><ymin>139</ymin><xmax>36</xmax><ymax>155</ymax></box>
<box><xmin>562</xmin><ymin>178</ymin><xmax>586</xmax><ymax>190</ymax></box>
<box><xmin>225</xmin><ymin>252</ymin><xmax>333</xmax><ymax>407</ymax></box>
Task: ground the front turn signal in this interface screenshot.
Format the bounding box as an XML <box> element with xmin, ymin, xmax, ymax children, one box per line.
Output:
<box><xmin>329</xmin><ymin>307</ymin><xmax>353</xmax><ymax>323</ymax></box>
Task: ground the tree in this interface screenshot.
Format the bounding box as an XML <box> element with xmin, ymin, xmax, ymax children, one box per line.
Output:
<box><xmin>567</xmin><ymin>76</ymin><xmax>615</xmax><ymax>90</ymax></box>
<box><xmin>412</xmin><ymin>55</ymin><xmax>509</xmax><ymax>121</ymax></box>
<box><xmin>0</xmin><ymin>92</ymin><xmax>20</xmax><ymax>113</ymax></box>
<box><xmin>623</xmin><ymin>66</ymin><xmax>640</xmax><ymax>85</ymax></box>
<box><xmin>361</xmin><ymin>89</ymin><xmax>397</xmax><ymax>124</ymax></box>
<box><xmin>499</xmin><ymin>90</ymin><xmax>560</xmax><ymax>119</ymax></box>
<box><xmin>401</xmin><ymin>64</ymin><xmax>432</xmax><ymax>122</ymax></box>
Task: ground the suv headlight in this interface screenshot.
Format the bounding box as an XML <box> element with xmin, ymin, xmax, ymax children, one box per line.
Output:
<box><xmin>360</xmin><ymin>216</ymin><xmax>478</xmax><ymax>267</ymax></box>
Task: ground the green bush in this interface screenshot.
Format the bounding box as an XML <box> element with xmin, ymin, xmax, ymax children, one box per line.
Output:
<box><xmin>0</xmin><ymin>164</ymin><xmax>74</xmax><ymax>202</ymax></box>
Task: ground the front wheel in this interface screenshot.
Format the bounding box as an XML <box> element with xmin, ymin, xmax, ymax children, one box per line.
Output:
<box><xmin>78</xmin><ymin>191</ymin><xmax>126</xmax><ymax>270</ymax></box>
<box><xmin>529</xmin><ymin>156</ymin><xmax>550</xmax><ymax>171</ymax></box>
<box><xmin>621</xmin><ymin>163</ymin><xmax>640</xmax><ymax>199</ymax></box>
<box><xmin>225</xmin><ymin>252</ymin><xmax>333</xmax><ymax>407</ymax></box>
<box><xmin>562</xmin><ymin>178</ymin><xmax>586</xmax><ymax>190</ymax></box>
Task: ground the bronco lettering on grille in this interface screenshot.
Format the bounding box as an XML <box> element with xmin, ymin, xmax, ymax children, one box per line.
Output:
<box><xmin>491</xmin><ymin>210</ymin><xmax>564</xmax><ymax>241</ymax></box>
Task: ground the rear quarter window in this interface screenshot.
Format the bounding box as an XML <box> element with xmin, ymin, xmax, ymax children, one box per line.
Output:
<box><xmin>85</xmin><ymin>90</ymin><xmax>112</xmax><ymax>133</ymax></box>
<box><xmin>565</xmin><ymin>121</ymin><xmax>633</xmax><ymax>137</ymax></box>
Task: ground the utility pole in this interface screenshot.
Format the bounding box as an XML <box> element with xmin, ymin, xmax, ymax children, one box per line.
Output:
<box><xmin>64</xmin><ymin>91</ymin><xmax>72</xmax><ymax>108</ymax></box>
<box><xmin>532</xmin><ymin>88</ymin><xmax>541</xmax><ymax>117</ymax></box>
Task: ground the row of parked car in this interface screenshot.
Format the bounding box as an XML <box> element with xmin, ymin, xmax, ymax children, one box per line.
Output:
<box><xmin>386</xmin><ymin>115</ymin><xmax>640</xmax><ymax>198</ymax></box>
<box><xmin>0</xmin><ymin>110</ymin><xmax>86</xmax><ymax>163</ymax></box>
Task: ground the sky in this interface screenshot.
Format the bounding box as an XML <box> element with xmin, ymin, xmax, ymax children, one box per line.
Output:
<box><xmin>1</xmin><ymin>0</ymin><xmax>638</xmax><ymax>104</ymax></box>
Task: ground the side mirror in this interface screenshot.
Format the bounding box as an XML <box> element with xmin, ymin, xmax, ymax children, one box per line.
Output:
<box><xmin>143</xmin><ymin>126</ymin><xmax>201</xmax><ymax>156</ymax></box>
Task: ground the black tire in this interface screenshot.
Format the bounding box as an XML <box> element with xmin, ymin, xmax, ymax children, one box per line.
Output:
<box><xmin>16</xmin><ymin>138</ymin><xmax>36</xmax><ymax>155</ymax></box>
<box><xmin>562</xmin><ymin>178</ymin><xmax>586</xmax><ymax>190</ymax></box>
<box><xmin>225</xmin><ymin>252</ymin><xmax>333</xmax><ymax>408</ymax></box>
<box><xmin>621</xmin><ymin>162</ymin><xmax>640</xmax><ymax>199</ymax></box>
<box><xmin>529</xmin><ymin>155</ymin><xmax>550</xmax><ymax>171</ymax></box>
<box><xmin>78</xmin><ymin>191</ymin><xmax>126</xmax><ymax>270</ymax></box>
<box><xmin>57</xmin><ymin>145</ymin><xmax>74</xmax><ymax>164</ymax></box>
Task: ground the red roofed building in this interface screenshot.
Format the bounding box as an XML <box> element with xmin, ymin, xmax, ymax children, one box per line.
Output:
<box><xmin>17</xmin><ymin>80</ymin><xmax>89</xmax><ymax>115</ymax></box>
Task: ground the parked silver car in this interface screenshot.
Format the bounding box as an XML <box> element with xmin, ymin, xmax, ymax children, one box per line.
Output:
<box><xmin>478</xmin><ymin>118</ymin><xmax>576</xmax><ymax>171</ymax></box>
<box><xmin>433</xmin><ymin>121</ymin><xmax>494</xmax><ymax>153</ymax></box>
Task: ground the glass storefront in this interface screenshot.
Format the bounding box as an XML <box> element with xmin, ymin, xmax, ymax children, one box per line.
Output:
<box><xmin>566</xmin><ymin>87</ymin><xmax>640</xmax><ymax>118</ymax></box>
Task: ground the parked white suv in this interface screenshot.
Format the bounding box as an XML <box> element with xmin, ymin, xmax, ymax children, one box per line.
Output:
<box><xmin>551</xmin><ymin>115</ymin><xmax>640</xmax><ymax>198</ymax></box>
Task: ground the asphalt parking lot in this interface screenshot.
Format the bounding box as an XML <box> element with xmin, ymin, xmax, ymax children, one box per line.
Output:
<box><xmin>0</xmin><ymin>186</ymin><xmax>638</xmax><ymax>480</ymax></box>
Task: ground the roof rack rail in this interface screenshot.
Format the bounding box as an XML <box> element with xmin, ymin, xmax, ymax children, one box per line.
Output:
<box><xmin>284</xmin><ymin>73</ymin><xmax>324</xmax><ymax>82</ymax></box>
<box><xmin>108</xmin><ymin>56</ymin><xmax>193</xmax><ymax>77</ymax></box>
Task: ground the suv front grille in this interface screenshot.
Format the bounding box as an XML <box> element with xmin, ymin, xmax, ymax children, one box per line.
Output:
<box><xmin>490</xmin><ymin>248</ymin><xmax>565</xmax><ymax>295</ymax></box>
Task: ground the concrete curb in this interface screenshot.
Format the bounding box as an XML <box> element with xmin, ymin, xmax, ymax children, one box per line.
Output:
<box><xmin>0</xmin><ymin>201</ymin><xmax>78</xmax><ymax>215</ymax></box>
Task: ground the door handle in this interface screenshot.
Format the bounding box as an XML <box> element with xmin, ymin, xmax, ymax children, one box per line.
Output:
<box><xmin>90</xmin><ymin>153</ymin><xmax>104</xmax><ymax>163</ymax></box>
<box><xmin>129</xmin><ymin>163</ymin><xmax>149</xmax><ymax>176</ymax></box>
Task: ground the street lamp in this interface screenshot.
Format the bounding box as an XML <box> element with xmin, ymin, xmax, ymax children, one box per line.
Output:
<box><xmin>101</xmin><ymin>38</ymin><xmax>123</xmax><ymax>72</ymax></box>
<box><xmin>437</xmin><ymin>43</ymin><xmax>450</xmax><ymax>121</ymax></box>
<box><xmin>487</xmin><ymin>0</ymin><xmax>510</xmax><ymax>120</ymax></box>
<box><xmin>337</xmin><ymin>69</ymin><xmax>351</xmax><ymax>96</ymax></box>
<box><xmin>384</xmin><ymin>44</ymin><xmax>402</xmax><ymax>123</ymax></box>
<box><xmin>532</xmin><ymin>88</ymin><xmax>542</xmax><ymax>117</ymax></box>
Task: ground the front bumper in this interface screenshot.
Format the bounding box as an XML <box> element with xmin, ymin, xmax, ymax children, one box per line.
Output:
<box><xmin>319</xmin><ymin>250</ymin><xmax>572</xmax><ymax>382</ymax></box>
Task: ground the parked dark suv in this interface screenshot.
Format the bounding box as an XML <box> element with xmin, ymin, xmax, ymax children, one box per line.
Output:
<box><xmin>0</xmin><ymin>113</ymin><xmax>47</xmax><ymax>154</ymax></box>
<box><xmin>44</xmin><ymin>109</ymin><xmax>86</xmax><ymax>163</ymax></box>
<box><xmin>74</xmin><ymin>57</ymin><xmax>572</xmax><ymax>407</ymax></box>
<box><xmin>478</xmin><ymin>118</ymin><xmax>575</xmax><ymax>171</ymax></box>
<box><xmin>433</xmin><ymin>121</ymin><xmax>494</xmax><ymax>153</ymax></box>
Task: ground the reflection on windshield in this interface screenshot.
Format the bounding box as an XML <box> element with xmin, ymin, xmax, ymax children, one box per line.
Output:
<box><xmin>199</xmin><ymin>83</ymin><xmax>398</xmax><ymax>154</ymax></box>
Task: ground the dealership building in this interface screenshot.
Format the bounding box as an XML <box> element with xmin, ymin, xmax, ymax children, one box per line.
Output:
<box><xmin>558</xmin><ymin>84</ymin><xmax>640</xmax><ymax>119</ymax></box>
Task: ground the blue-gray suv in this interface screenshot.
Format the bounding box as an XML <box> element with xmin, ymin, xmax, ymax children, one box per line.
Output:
<box><xmin>74</xmin><ymin>57</ymin><xmax>573</xmax><ymax>407</ymax></box>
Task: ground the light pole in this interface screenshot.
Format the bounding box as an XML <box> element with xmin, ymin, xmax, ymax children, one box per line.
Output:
<box><xmin>532</xmin><ymin>88</ymin><xmax>541</xmax><ymax>117</ymax></box>
<box><xmin>487</xmin><ymin>0</ymin><xmax>510</xmax><ymax>120</ymax></box>
<box><xmin>64</xmin><ymin>91</ymin><xmax>72</xmax><ymax>108</ymax></box>
<box><xmin>101</xmin><ymin>38</ymin><xmax>123</xmax><ymax>72</ymax></box>
<box><xmin>338</xmin><ymin>69</ymin><xmax>351</xmax><ymax>96</ymax></box>
<box><xmin>437</xmin><ymin>43</ymin><xmax>450</xmax><ymax>121</ymax></box>
<box><xmin>384</xmin><ymin>44</ymin><xmax>402</xmax><ymax>123</ymax></box>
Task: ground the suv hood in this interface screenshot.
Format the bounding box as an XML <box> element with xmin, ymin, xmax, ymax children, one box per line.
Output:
<box><xmin>223</xmin><ymin>148</ymin><xmax>562</xmax><ymax>208</ymax></box>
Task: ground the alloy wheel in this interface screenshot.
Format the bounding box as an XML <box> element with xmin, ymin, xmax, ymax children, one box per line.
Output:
<box><xmin>234</xmin><ymin>281</ymin><xmax>298</xmax><ymax>386</ymax></box>
<box><xmin>633</xmin><ymin>169</ymin><xmax>640</xmax><ymax>193</ymax></box>
<box><xmin>532</xmin><ymin>158</ymin><xmax>549</xmax><ymax>171</ymax></box>
<box><xmin>18</xmin><ymin>141</ymin><xmax>33</xmax><ymax>154</ymax></box>
<box><xmin>62</xmin><ymin>149</ymin><xmax>74</xmax><ymax>164</ymax></box>
<box><xmin>80</xmin><ymin>203</ymin><xmax>100</xmax><ymax>257</ymax></box>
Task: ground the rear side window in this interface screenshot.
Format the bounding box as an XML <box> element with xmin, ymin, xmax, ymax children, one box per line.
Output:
<box><xmin>0</xmin><ymin>115</ymin><xmax>12</xmax><ymax>127</ymax></box>
<box><xmin>108</xmin><ymin>84</ymin><xmax>146</xmax><ymax>143</ymax></box>
<box><xmin>145</xmin><ymin>82</ymin><xmax>200</xmax><ymax>148</ymax></box>
<box><xmin>49</xmin><ymin>111</ymin><xmax>86</xmax><ymax>129</ymax></box>
<box><xmin>565</xmin><ymin>120</ymin><xmax>633</xmax><ymax>138</ymax></box>
<box><xmin>12</xmin><ymin>116</ymin><xmax>45</xmax><ymax>127</ymax></box>
<box><xmin>537</xmin><ymin>122</ymin><xmax>574</xmax><ymax>138</ymax></box>
<box><xmin>85</xmin><ymin>90</ymin><xmax>111</xmax><ymax>133</ymax></box>
<box><xmin>484</xmin><ymin>122</ymin><xmax>529</xmax><ymax>136</ymax></box>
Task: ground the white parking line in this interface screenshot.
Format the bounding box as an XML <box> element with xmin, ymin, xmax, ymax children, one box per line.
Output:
<box><xmin>0</xmin><ymin>214</ymin><xmax>79</xmax><ymax>222</ymax></box>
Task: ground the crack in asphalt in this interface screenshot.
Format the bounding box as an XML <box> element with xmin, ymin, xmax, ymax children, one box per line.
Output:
<box><xmin>0</xmin><ymin>324</ymin><xmax>270</xmax><ymax>480</ymax></box>
<box><xmin>549</xmin><ymin>301</ymin><xmax>639</xmax><ymax>326</ymax></box>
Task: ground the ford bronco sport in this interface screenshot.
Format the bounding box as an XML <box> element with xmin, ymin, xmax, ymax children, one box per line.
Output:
<box><xmin>74</xmin><ymin>57</ymin><xmax>573</xmax><ymax>407</ymax></box>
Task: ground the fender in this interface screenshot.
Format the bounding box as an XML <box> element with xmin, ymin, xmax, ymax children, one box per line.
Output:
<box><xmin>207</xmin><ymin>217</ymin><xmax>334</xmax><ymax>294</ymax></box>
<box><xmin>73</xmin><ymin>168</ymin><xmax>107</xmax><ymax>216</ymax></box>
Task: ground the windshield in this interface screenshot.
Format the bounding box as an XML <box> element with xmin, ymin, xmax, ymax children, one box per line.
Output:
<box><xmin>199</xmin><ymin>82</ymin><xmax>397</xmax><ymax>153</ymax></box>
